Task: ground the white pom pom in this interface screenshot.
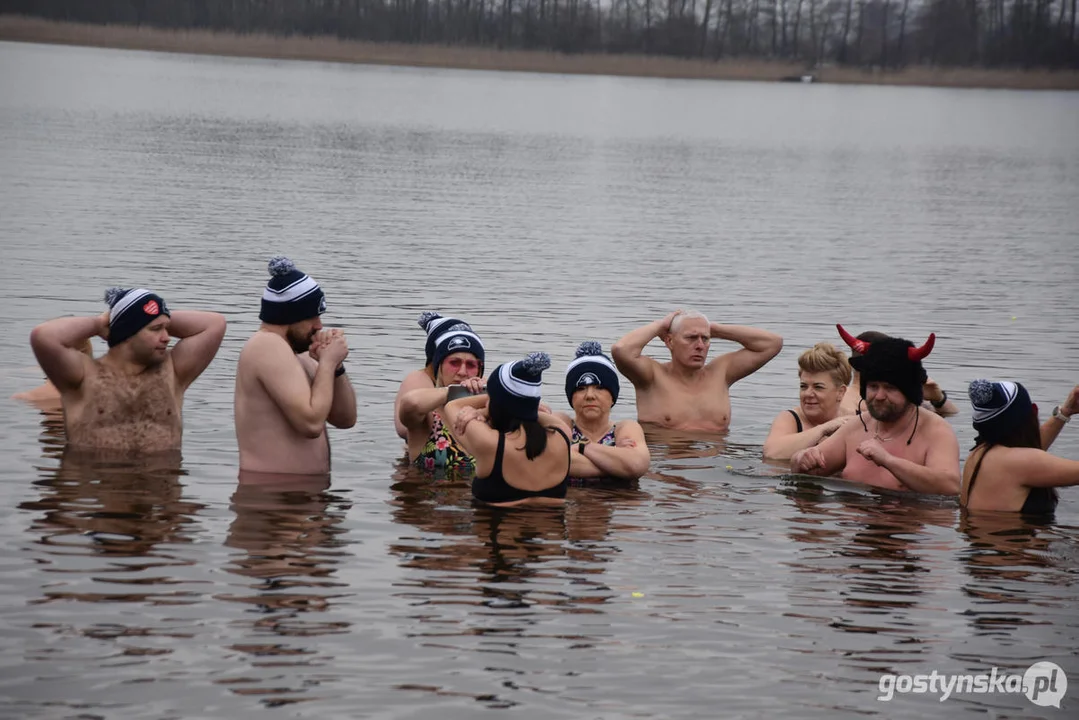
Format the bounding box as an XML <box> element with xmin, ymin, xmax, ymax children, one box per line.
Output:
<box><xmin>520</xmin><ymin>351</ymin><xmax>551</xmax><ymax>375</ymax></box>
<box><xmin>575</xmin><ymin>340</ymin><xmax>603</xmax><ymax>358</ymax></box>
<box><xmin>104</xmin><ymin>287</ymin><xmax>128</xmax><ymax>307</ymax></box>
<box><xmin>418</xmin><ymin>311</ymin><xmax>441</xmax><ymax>331</ymax></box>
<box><xmin>268</xmin><ymin>255</ymin><xmax>296</xmax><ymax>277</ymax></box>
<box><xmin>969</xmin><ymin>379</ymin><xmax>995</xmax><ymax>406</ymax></box>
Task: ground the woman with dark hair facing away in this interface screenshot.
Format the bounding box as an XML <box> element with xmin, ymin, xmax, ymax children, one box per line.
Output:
<box><xmin>763</xmin><ymin>342</ymin><xmax>854</xmax><ymax>460</ymax></box>
<box><xmin>556</xmin><ymin>341</ymin><xmax>649</xmax><ymax>482</ymax></box>
<box><xmin>961</xmin><ymin>380</ymin><xmax>1079</xmax><ymax>514</ymax></box>
<box><xmin>443</xmin><ymin>352</ymin><xmax>571</xmax><ymax>508</ymax></box>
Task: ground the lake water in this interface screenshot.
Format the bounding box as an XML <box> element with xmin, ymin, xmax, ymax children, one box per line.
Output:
<box><xmin>1</xmin><ymin>40</ymin><xmax>1077</xmax><ymax>718</ymax></box>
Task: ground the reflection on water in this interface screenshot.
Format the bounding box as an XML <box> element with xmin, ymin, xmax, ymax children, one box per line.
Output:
<box><xmin>217</xmin><ymin>473</ymin><xmax>354</xmax><ymax>707</ymax></box>
<box><xmin>21</xmin><ymin>449</ymin><xmax>203</xmax><ymax>604</ymax></box>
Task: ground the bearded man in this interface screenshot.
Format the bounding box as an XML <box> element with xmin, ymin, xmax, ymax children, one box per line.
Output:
<box><xmin>790</xmin><ymin>325</ymin><xmax>960</xmax><ymax>495</ymax></box>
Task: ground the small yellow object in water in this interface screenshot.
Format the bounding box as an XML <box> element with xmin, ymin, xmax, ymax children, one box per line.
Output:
<box><xmin>631</xmin><ymin>592</ymin><xmax>644</xmax><ymax>598</ymax></box>
<box><xmin>1012</xmin><ymin>316</ymin><xmax>1018</xmax><ymax>320</ymax></box>
<box><xmin>726</xmin><ymin>465</ymin><xmax>733</xmax><ymax>470</ymax></box>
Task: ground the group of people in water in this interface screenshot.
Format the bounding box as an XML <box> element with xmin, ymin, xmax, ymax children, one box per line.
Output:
<box><xmin>16</xmin><ymin>256</ymin><xmax>1079</xmax><ymax>513</ymax></box>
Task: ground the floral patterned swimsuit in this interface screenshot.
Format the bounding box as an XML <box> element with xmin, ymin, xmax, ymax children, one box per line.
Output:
<box><xmin>569</xmin><ymin>423</ymin><xmax>617</xmax><ymax>486</ymax></box>
<box><xmin>415</xmin><ymin>411</ymin><xmax>474</xmax><ymax>474</ymax></box>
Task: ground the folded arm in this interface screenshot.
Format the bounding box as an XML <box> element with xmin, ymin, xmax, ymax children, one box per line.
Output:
<box><xmin>879</xmin><ymin>430</ymin><xmax>961</xmax><ymax>495</ymax></box>
<box><xmin>169</xmin><ymin>310</ymin><xmax>227</xmax><ymax>389</ymax></box>
<box><xmin>579</xmin><ymin>420</ymin><xmax>651</xmax><ymax>480</ymax></box>
<box><xmin>394</xmin><ymin>369</ymin><xmax>434</xmax><ymax>439</ymax></box>
<box><xmin>398</xmin><ymin>386</ymin><xmax>453</xmax><ymax>432</ymax></box>
<box><xmin>790</xmin><ymin>421</ymin><xmax>851</xmax><ymax>476</ymax></box>
<box><xmin>442</xmin><ymin>395</ymin><xmax>498</xmax><ymax>461</ymax></box>
<box><xmin>29</xmin><ymin>315</ymin><xmax>105</xmax><ymax>392</ymax></box>
<box><xmin>763</xmin><ymin>412</ymin><xmax>845</xmax><ymax>461</ymax></box>
<box><xmin>256</xmin><ymin>340</ymin><xmax>338</xmax><ymax>439</ymax></box>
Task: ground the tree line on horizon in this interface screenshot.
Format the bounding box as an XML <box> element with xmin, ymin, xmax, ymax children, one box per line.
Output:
<box><xmin>2</xmin><ymin>0</ymin><xmax>1077</xmax><ymax>69</ymax></box>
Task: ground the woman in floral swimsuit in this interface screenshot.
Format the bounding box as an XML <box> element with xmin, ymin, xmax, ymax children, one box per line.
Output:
<box><xmin>398</xmin><ymin>323</ymin><xmax>486</xmax><ymax>474</ymax></box>
<box><xmin>557</xmin><ymin>341</ymin><xmax>650</xmax><ymax>483</ymax></box>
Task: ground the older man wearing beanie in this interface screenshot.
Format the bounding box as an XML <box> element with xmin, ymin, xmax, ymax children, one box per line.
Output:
<box><xmin>29</xmin><ymin>287</ymin><xmax>227</xmax><ymax>452</ymax></box>
<box><xmin>790</xmin><ymin>325</ymin><xmax>960</xmax><ymax>495</ymax></box>
<box><xmin>234</xmin><ymin>256</ymin><xmax>356</xmax><ymax>476</ymax></box>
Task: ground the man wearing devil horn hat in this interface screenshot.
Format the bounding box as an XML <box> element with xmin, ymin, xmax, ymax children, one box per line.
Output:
<box><xmin>790</xmin><ymin>325</ymin><xmax>960</xmax><ymax>495</ymax></box>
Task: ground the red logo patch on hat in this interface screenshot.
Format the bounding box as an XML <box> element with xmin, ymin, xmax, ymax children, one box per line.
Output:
<box><xmin>143</xmin><ymin>299</ymin><xmax>160</xmax><ymax>316</ymax></box>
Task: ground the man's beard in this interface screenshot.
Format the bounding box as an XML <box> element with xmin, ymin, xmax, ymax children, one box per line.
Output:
<box><xmin>867</xmin><ymin>398</ymin><xmax>909</xmax><ymax>423</ymax></box>
<box><xmin>286</xmin><ymin>326</ymin><xmax>315</xmax><ymax>354</ymax></box>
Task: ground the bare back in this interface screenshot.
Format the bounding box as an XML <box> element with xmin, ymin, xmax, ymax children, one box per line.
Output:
<box><xmin>235</xmin><ymin>335</ymin><xmax>330</xmax><ymax>475</ymax></box>
<box><xmin>636</xmin><ymin>361</ymin><xmax>731</xmax><ymax>432</ymax></box>
<box><xmin>63</xmin><ymin>356</ymin><xmax>183</xmax><ymax>453</ymax></box>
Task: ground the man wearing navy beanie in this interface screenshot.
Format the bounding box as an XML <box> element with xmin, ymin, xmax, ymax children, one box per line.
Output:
<box><xmin>235</xmin><ymin>256</ymin><xmax>356</xmax><ymax>476</ymax></box>
<box><xmin>29</xmin><ymin>286</ymin><xmax>227</xmax><ymax>452</ymax></box>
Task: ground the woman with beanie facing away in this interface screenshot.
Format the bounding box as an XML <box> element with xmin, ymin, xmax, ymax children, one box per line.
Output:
<box><xmin>962</xmin><ymin>380</ymin><xmax>1079</xmax><ymax>514</ymax></box>
<box><xmin>397</xmin><ymin>323</ymin><xmax>486</xmax><ymax>473</ymax></box>
<box><xmin>556</xmin><ymin>341</ymin><xmax>649</xmax><ymax>482</ymax></box>
<box><xmin>763</xmin><ymin>343</ymin><xmax>854</xmax><ymax>460</ymax></box>
<box><xmin>443</xmin><ymin>352</ymin><xmax>572</xmax><ymax>507</ymax></box>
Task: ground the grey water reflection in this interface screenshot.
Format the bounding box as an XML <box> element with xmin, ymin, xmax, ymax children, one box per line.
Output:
<box><xmin>387</xmin><ymin>464</ymin><xmax>649</xmax><ymax>705</ymax></box>
<box><xmin>217</xmin><ymin>474</ymin><xmax>354</xmax><ymax>706</ymax></box>
<box><xmin>21</xmin><ymin>449</ymin><xmax>204</xmax><ymax>605</ymax></box>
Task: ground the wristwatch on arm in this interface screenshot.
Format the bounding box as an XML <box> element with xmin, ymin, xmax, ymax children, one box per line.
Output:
<box><xmin>1051</xmin><ymin>405</ymin><xmax>1071</xmax><ymax>424</ymax></box>
<box><xmin>930</xmin><ymin>390</ymin><xmax>948</xmax><ymax>410</ymax></box>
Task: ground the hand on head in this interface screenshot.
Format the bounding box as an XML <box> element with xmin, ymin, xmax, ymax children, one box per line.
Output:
<box><xmin>659</xmin><ymin>309</ymin><xmax>684</xmax><ymax>341</ymax></box>
<box><xmin>97</xmin><ymin>311</ymin><xmax>111</xmax><ymax>341</ymax></box>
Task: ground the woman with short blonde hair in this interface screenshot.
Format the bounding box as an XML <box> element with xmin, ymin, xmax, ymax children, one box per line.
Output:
<box><xmin>763</xmin><ymin>343</ymin><xmax>853</xmax><ymax>460</ymax></box>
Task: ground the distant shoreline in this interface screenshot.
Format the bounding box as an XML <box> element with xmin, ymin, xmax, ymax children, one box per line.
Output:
<box><xmin>3</xmin><ymin>15</ymin><xmax>1079</xmax><ymax>91</ymax></box>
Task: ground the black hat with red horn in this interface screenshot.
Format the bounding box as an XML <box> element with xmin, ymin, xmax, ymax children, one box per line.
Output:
<box><xmin>837</xmin><ymin>324</ymin><xmax>936</xmax><ymax>406</ymax></box>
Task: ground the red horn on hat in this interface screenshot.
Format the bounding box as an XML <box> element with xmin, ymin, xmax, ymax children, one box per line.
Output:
<box><xmin>908</xmin><ymin>333</ymin><xmax>935</xmax><ymax>362</ymax></box>
<box><xmin>836</xmin><ymin>324</ymin><xmax>869</xmax><ymax>354</ymax></box>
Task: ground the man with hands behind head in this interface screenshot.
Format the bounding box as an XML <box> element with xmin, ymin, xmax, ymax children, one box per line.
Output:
<box><xmin>611</xmin><ymin>309</ymin><xmax>783</xmax><ymax>433</ymax></box>
<box><xmin>29</xmin><ymin>286</ymin><xmax>226</xmax><ymax>453</ymax></box>
<box><xmin>234</xmin><ymin>256</ymin><xmax>356</xmax><ymax>476</ymax></box>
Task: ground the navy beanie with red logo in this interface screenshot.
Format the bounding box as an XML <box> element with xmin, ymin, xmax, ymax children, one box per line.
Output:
<box><xmin>104</xmin><ymin>287</ymin><xmax>171</xmax><ymax>347</ymax></box>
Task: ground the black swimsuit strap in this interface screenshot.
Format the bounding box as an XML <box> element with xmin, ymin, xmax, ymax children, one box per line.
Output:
<box><xmin>493</xmin><ymin>431</ymin><xmax>507</xmax><ymax>475</ymax></box>
<box><xmin>787</xmin><ymin>409</ymin><xmax>803</xmax><ymax>433</ymax></box>
<box><xmin>965</xmin><ymin>444</ymin><xmax>993</xmax><ymax>500</ymax></box>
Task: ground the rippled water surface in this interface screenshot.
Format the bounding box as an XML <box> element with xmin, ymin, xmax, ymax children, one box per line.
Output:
<box><xmin>1</xmin><ymin>40</ymin><xmax>1078</xmax><ymax>718</ymax></box>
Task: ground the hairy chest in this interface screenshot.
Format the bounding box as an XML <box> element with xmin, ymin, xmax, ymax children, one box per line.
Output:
<box><xmin>68</xmin><ymin>365</ymin><xmax>182</xmax><ymax>451</ymax></box>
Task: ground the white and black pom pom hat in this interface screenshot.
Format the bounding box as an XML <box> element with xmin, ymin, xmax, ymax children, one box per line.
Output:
<box><xmin>565</xmin><ymin>341</ymin><xmax>620</xmax><ymax>404</ymax></box>
<box><xmin>486</xmin><ymin>352</ymin><xmax>550</xmax><ymax>421</ymax></box>
<box><xmin>969</xmin><ymin>379</ymin><xmax>1033</xmax><ymax>440</ymax></box>
<box><xmin>417</xmin><ymin>311</ymin><xmax>468</xmax><ymax>367</ymax></box>
<box><xmin>259</xmin><ymin>256</ymin><xmax>326</xmax><ymax>325</ymax></box>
